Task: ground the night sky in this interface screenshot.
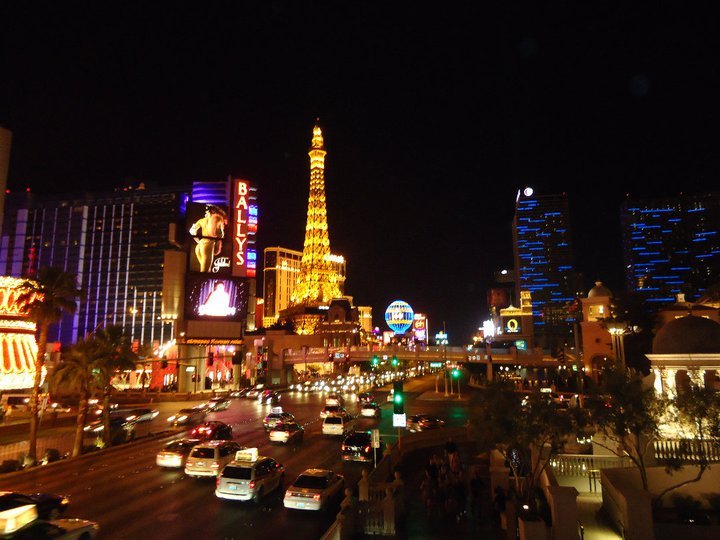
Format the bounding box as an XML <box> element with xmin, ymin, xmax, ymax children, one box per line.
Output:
<box><xmin>1</xmin><ymin>3</ymin><xmax>718</xmax><ymax>343</ymax></box>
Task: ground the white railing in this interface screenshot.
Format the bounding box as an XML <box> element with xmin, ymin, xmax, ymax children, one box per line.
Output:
<box><xmin>654</xmin><ymin>438</ymin><xmax>720</xmax><ymax>463</ymax></box>
<box><xmin>548</xmin><ymin>453</ymin><xmax>631</xmax><ymax>477</ymax></box>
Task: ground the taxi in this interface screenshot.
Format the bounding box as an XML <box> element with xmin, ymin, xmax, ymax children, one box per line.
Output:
<box><xmin>215</xmin><ymin>448</ymin><xmax>285</xmax><ymax>503</ymax></box>
<box><xmin>0</xmin><ymin>504</ymin><xmax>99</xmax><ymax>539</ymax></box>
<box><xmin>262</xmin><ymin>407</ymin><xmax>295</xmax><ymax>431</ymax></box>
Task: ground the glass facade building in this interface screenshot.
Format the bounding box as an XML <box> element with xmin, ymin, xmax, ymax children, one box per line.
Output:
<box><xmin>0</xmin><ymin>184</ymin><xmax>188</xmax><ymax>346</ymax></box>
<box><xmin>512</xmin><ymin>190</ymin><xmax>580</xmax><ymax>349</ymax></box>
<box><xmin>621</xmin><ymin>193</ymin><xmax>720</xmax><ymax>304</ymax></box>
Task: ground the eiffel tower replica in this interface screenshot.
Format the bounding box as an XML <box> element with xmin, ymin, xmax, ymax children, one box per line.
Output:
<box><xmin>280</xmin><ymin>122</ymin><xmax>343</xmax><ymax>335</ymax></box>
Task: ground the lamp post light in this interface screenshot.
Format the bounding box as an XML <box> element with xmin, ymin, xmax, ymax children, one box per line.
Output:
<box><xmin>606</xmin><ymin>320</ymin><xmax>628</xmax><ymax>367</ymax></box>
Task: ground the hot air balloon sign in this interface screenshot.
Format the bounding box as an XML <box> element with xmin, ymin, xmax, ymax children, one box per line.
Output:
<box><xmin>384</xmin><ymin>300</ymin><xmax>414</xmax><ymax>334</ymax></box>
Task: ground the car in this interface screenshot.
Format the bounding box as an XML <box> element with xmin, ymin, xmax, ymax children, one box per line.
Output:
<box><xmin>262</xmin><ymin>407</ymin><xmax>295</xmax><ymax>431</ymax></box>
<box><xmin>189</xmin><ymin>421</ymin><xmax>233</xmax><ymax>441</ymax></box>
<box><xmin>184</xmin><ymin>440</ymin><xmax>243</xmax><ymax>478</ymax></box>
<box><xmin>245</xmin><ymin>385</ymin><xmax>265</xmax><ymax>399</ymax></box>
<box><xmin>359</xmin><ymin>402</ymin><xmax>382</xmax><ymax>419</ymax></box>
<box><xmin>206</xmin><ymin>397</ymin><xmax>231</xmax><ymax>412</ymax></box>
<box><xmin>123</xmin><ymin>407</ymin><xmax>159</xmax><ymax>422</ymax></box>
<box><xmin>156</xmin><ymin>438</ymin><xmax>202</xmax><ymax>468</ymax></box>
<box><xmin>268</xmin><ymin>421</ymin><xmax>304</xmax><ymax>444</ymax></box>
<box><xmin>167</xmin><ymin>407</ymin><xmax>207</xmax><ymax>426</ymax></box>
<box><xmin>387</xmin><ymin>388</ymin><xmax>395</xmax><ymax>402</ymax></box>
<box><xmin>283</xmin><ymin>469</ymin><xmax>345</xmax><ymax>511</ymax></box>
<box><xmin>215</xmin><ymin>448</ymin><xmax>285</xmax><ymax>502</ymax></box>
<box><xmin>322</xmin><ymin>414</ymin><xmax>355</xmax><ymax>437</ymax></box>
<box><xmin>319</xmin><ymin>405</ymin><xmax>346</xmax><ymax>419</ymax></box>
<box><xmin>406</xmin><ymin>414</ymin><xmax>445</xmax><ymax>433</ymax></box>
<box><xmin>229</xmin><ymin>387</ymin><xmax>250</xmax><ymax>398</ymax></box>
<box><xmin>341</xmin><ymin>431</ymin><xmax>385</xmax><ymax>463</ymax></box>
<box><xmin>46</xmin><ymin>402</ymin><xmax>73</xmax><ymax>414</ymax></box>
<box><xmin>357</xmin><ymin>392</ymin><xmax>374</xmax><ymax>404</ymax></box>
<box><xmin>83</xmin><ymin>416</ymin><xmax>137</xmax><ymax>444</ymax></box>
<box><xmin>0</xmin><ymin>491</ymin><xmax>70</xmax><ymax>521</ymax></box>
<box><xmin>257</xmin><ymin>390</ymin><xmax>280</xmax><ymax>405</ymax></box>
<box><xmin>325</xmin><ymin>393</ymin><xmax>345</xmax><ymax>407</ymax></box>
<box><xmin>0</xmin><ymin>504</ymin><xmax>99</xmax><ymax>539</ymax></box>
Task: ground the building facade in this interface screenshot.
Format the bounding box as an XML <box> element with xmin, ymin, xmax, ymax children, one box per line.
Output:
<box><xmin>621</xmin><ymin>193</ymin><xmax>720</xmax><ymax>305</ymax></box>
<box><xmin>512</xmin><ymin>189</ymin><xmax>581</xmax><ymax>350</ymax></box>
<box><xmin>0</xmin><ymin>183</ymin><xmax>187</xmax><ymax>346</ymax></box>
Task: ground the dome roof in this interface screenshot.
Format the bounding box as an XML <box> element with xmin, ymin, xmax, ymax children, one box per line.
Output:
<box><xmin>588</xmin><ymin>281</ymin><xmax>613</xmax><ymax>298</ymax></box>
<box><xmin>652</xmin><ymin>315</ymin><xmax>720</xmax><ymax>354</ymax></box>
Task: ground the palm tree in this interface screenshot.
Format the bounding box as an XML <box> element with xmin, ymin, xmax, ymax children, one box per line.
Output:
<box><xmin>17</xmin><ymin>267</ymin><xmax>83</xmax><ymax>465</ymax></box>
<box><xmin>93</xmin><ymin>326</ymin><xmax>139</xmax><ymax>446</ymax></box>
<box><xmin>51</xmin><ymin>338</ymin><xmax>102</xmax><ymax>457</ymax></box>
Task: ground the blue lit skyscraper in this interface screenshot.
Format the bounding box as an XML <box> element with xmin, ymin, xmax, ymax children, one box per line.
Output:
<box><xmin>621</xmin><ymin>193</ymin><xmax>720</xmax><ymax>304</ymax></box>
<box><xmin>512</xmin><ymin>189</ymin><xmax>580</xmax><ymax>350</ymax></box>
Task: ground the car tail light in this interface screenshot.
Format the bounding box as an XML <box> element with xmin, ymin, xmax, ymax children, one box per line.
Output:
<box><xmin>364</xmin><ymin>446</ymin><xmax>370</xmax><ymax>453</ymax></box>
<box><xmin>313</xmin><ymin>494</ymin><xmax>321</xmax><ymax>501</ymax></box>
<box><xmin>216</xmin><ymin>477</ymin><xmax>221</xmax><ymax>488</ymax></box>
<box><xmin>341</xmin><ymin>445</ymin><xmax>347</xmax><ymax>451</ymax></box>
<box><xmin>249</xmin><ymin>480</ymin><xmax>256</xmax><ymax>489</ymax></box>
<box><xmin>211</xmin><ymin>462</ymin><xmax>220</xmax><ymax>468</ymax></box>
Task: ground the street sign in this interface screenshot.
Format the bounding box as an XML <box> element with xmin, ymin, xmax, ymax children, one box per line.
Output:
<box><xmin>371</xmin><ymin>429</ymin><xmax>380</xmax><ymax>448</ymax></box>
<box><xmin>393</xmin><ymin>413</ymin><xmax>406</xmax><ymax>428</ymax></box>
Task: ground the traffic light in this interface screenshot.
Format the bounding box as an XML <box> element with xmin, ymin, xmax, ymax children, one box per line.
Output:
<box><xmin>207</xmin><ymin>351</ymin><xmax>214</xmax><ymax>367</ymax></box>
<box><xmin>393</xmin><ymin>380</ymin><xmax>404</xmax><ymax>415</ymax></box>
<box><xmin>452</xmin><ymin>368</ymin><xmax>460</xmax><ymax>379</ymax></box>
<box><xmin>371</xmin><ymin>355</ymin><xmax>379</xmax><ymax>367</ymax></box>
<box><xmin>391</xmin><ymin>356</ymin><xmax>399</xmax><ymax>367</ymax></box>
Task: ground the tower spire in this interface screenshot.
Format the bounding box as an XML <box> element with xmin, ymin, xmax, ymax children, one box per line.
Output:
<box><xmin>290</xmin><ymin>122</ymin><xmax>341</xmax><ymax>307</ymax></box>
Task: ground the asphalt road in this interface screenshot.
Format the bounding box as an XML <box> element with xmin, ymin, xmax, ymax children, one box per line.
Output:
<box><xmin>0</xmin><ymin>375</ymin><xmax>466</xmax><ymax>539</ymax></box>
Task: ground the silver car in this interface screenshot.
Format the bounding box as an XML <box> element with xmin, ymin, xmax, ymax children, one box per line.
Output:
<box><xmin>215</xmin><ymin>449</ymin><xmax>284</xmax><ymax>502</ymax></box>
<box><xmin>184</xmin><ymin>440</ymin><xmax>242</xmax><ymax>477</ymax></box>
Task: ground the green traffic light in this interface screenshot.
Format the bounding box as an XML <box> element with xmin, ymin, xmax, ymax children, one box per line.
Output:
<box><xmin>391</xmin><ymin>356</ymin><xmax>398</xmax><ymax>367</ymax></box>
<box><xmin>452</xmin><ymin>369</ymin><xmax>460</xmax><ymax>378</ymax></box>
<box><xmin>371</xmin><ymin>356</ymin><xmax>379</xmax><ymax>366</ymax></box>
<box><xmin>394</xmin><ymin>393</ymin><xmax>403</xmax><ymax>404</ymax></box>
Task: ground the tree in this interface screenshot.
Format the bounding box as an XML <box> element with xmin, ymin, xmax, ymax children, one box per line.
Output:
<box><xmin>470</xmin><ymin>380</ymin><xmax>575</xmax><ymax>511</ymax></box>
<box><xmin>92</xmin><ymin>326</ymin><xmax>139</xmax><ymax>446</ymax></box>
<box><xmin>586</xmin><ymin>364</ymin><xmax>663</xmax><ymax>491</ymax></box>
<box><xmin>51</xmin><ymin>338</ymin><xmax>103</xmax><ymax>457</ymax></box>
<box><xmin>17</xmin><ymin>267</ymin><xmax>83</xmax><ymax>465</ymax></box>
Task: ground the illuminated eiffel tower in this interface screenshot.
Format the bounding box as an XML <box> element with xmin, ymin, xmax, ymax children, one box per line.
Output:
<box><xmin>285</xmin><ymin>122</ymin><xmax>341</xmax><ymax>334</ymax></box>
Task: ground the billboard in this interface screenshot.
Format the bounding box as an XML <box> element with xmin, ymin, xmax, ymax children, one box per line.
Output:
<box><xmin>184</xmin><ymin>275</ymin><xmax>249</xmax><ymax>322</ymax></box>
<box><xmin>187</xmin><ymin>202</ymin><xmax>231</xmax><ymax>275</ymax></box>
<box><xmin>412</xmin><ymin>313</ymin><xmax>427</xmax><ymax>343</ymax></box>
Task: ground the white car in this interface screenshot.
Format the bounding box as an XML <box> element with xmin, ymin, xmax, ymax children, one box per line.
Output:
<box><xmin>184</xmin><ymin>440</ymin><xmax>243</xmax><ymax>477</ymax></box>
<box><xmin>0</xmin><ymin>504</ymin><xmax>99</xmax><ymax>539</ymax></box>
<box><xmin>215</xmin><ymin>448</ymin><xmax>285</xmax><ymax>502</ymax></box>
<box><xmin>156</xmin><ymin>438</ymin><xmax>202</xmax><ymax>468</ymax></box>
<box><xmin>360</xmin><ymin>402</ymin><xmax>382</xmax><ymax>418</ymax></box>
<box><xmin>284</xmin><ymin>469</ymin><xmax>344</xmax><ymax>511</ymax></box>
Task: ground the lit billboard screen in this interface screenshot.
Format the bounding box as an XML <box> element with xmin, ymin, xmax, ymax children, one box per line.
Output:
<box><xmin>413</xmin><ymin>313</ymin><xmax>427</xmax><ymax>342</ymax></box>
<box><xmin>187</xmin><ymin>202</ymin><xmax>231</xmax><ymax>275</ymax></box>
<box><xmin>184</xmin><ymin>275</ymin><xmax>249</xmax><ymax>322</ymax></box>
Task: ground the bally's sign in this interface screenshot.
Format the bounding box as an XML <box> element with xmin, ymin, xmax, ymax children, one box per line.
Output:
<box><xmin>232</xmin><ymin>179</ymin><xmax>251</xmax><ymax>277</ymax></box>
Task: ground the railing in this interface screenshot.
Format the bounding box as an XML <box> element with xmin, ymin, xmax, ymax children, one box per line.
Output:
<box><xmin>548</xmin><ymin>454</ymin><xmax>631</xmax><ymax>477</ymax></box>
<box><xmin>654</xmin><ymin>438</ymin><xmax>720</xmax><ymax>463</ymax></box>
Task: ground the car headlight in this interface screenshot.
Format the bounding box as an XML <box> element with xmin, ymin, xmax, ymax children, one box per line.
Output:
<box><xmin>178</xmin><ymin>415</ymin><xmax>187</xmax><ymax>421</ymax></box>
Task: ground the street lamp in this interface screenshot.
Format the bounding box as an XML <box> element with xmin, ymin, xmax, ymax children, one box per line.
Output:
<box><xmin>606</xmin><ymin>320</ymin><xmax>628</xmax><ymax>367</ymax></box>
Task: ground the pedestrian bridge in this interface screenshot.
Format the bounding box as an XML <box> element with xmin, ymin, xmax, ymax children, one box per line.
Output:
<box><xmin>280</xmin><ymin>346</ymin><xmax>559</xmax><ymax>369</ymax></box>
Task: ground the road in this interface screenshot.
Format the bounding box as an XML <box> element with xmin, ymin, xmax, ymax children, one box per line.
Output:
<box><xmin>0</xmin><ymin>374</ymin><xmax>468</xmax><ymax>539</ymax></box>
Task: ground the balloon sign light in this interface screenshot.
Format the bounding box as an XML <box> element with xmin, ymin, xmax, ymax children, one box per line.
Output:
<box><xmin>384</xmin><ymin>300</ymin><xmax>414</xmax><ymax>334</ymax></box>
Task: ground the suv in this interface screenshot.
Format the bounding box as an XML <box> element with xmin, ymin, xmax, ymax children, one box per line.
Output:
<box><xmin>322</xmin><ymin>414</ymin><xmax>355</xmax><ymax>437</ymax></box>
<box><xmin>263</xmin><ymin>408</ymin><xmax>295</xmax><ymax>431</ymax></box>
<box><xmin>215</xmin><ymin>448</ymin><xmax>285</xmax><ymax>503</ymax></box>
<box><xmin>185</xmin><ymin>440</ymin><xmax>243</xmax><ymax>477</ymax></box>
<box><xmin>341</xmin><ymin>431</ymin><xmax>385</xmax><ymax>463</ymax></box>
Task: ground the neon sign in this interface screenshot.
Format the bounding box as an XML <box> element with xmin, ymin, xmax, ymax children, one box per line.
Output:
<box><xmin>232</xmin><ymin>179</ymin><xmax>250</xmax><ymax>277</ymax></box>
